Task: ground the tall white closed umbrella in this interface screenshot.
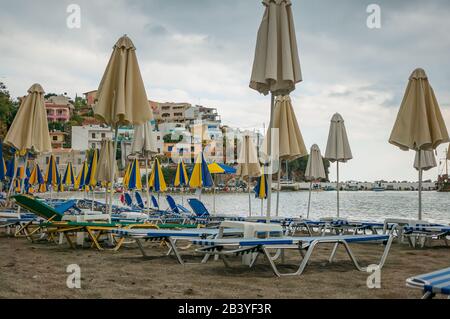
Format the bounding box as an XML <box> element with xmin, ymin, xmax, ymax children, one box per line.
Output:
<box><xmin>389</xmin><ymin>68</ymin><xmax>449</xmax><ymax>220</ymax></box>
<box><xmin>262</xmin><ymin>95</ymin><xmax>308</xmax><ymax>216</ymax></box>
<box><xmin>250</xmin><ymin>0</ymin><xmax>302</xmax><ymax>217</ymax></box>
<box><xmin>131</xmin><ymin>122</ymin><xmax>157</xmax><ymax>212</ymax></box>
<box><xmin>324</xmin><ymin>113</ymin><xmax>352</xmax><ymax>218</ymax></box>
<box><xmin>305</xmin><ymin>144</ymin><xmax>326</xmax><ymax>219</ymax></box>
<box><xmin>94</xmin><ymin>35</ymin><xmax>153</xmax><ymax>215</ymax></box>
<box><xmin>237</xmin><ymin>133</ymin><xmax>261</xmax><ymax>216</ymax></box>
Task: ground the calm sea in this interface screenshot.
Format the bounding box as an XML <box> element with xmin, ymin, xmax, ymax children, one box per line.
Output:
<box><xmin>57</xmin><ymin>190</ymin><xmax>450</xmax><ymax>224</ymax></box>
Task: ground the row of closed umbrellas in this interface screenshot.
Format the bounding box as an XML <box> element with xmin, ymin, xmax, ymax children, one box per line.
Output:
<box><xmin>1</xmin><ymin>0</ymin><xmax>449</xmax><ymax>220</ymax></box>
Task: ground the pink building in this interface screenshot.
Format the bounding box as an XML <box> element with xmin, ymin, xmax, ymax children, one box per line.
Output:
<box><xmin>45</xmin><ymin>95</ymin><xmax>74</xmax><ymax>123</ymax></box>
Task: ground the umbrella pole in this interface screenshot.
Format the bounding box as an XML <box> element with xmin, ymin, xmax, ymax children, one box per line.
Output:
<box><xmin>145</xmin><ymin>155</ymin><xmax>150</xmax><ymax>213</ymax></box>
<box><xmin>266</xmin><ymin>93</ymin><xmax>275</xmax><ymax>218</ymax></box>
<box><xmin>307</xmin><ymin>180</ymin><xmax>312</xmax><ymax>219</ymax></box>
<box><xmin>7</xmin><ymin>154</ymin><xmax>18</xmax><ymax>199</ymax></box>
<box><xmin>261</xmin><ymin>198</ymin><xmax>263</xmax><ymax>216</ymax></box>
<box><xmin>213</xmin><ymin>175</ymin><xmax>216</xmax><ymax>215</ymax></box>
<box><xmin>418</xmin><ymin>151</ymin><xmax>422</xmax><ymax>220</ymax></box>
<box><xmin>276</xmin><ymin>163</ymin><xmax>281</xmax><ymax>217</ymax></box>
<box><xmin>248</xmin><ymin>177</ymin><xmax>251</xmax><ymax>217</ymax></box>
<box><xmin>336</xmin><ymin>162</ymin><xmax>340</xmax><ymax>218</ymax></box>
<box><xmin>108</xmin><ymin>126</ymin><xmax>119</xmax><ymax>218</ymax></box>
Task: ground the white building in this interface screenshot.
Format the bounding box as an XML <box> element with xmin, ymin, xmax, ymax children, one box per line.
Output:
<box><xmin>72</xmin><ymin>125</ymin><xmax>113</xmax><ymax>150</ymax></box>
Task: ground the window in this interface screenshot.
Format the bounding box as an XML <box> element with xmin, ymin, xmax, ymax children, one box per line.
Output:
<box><xmin>168</xmin><ymin>146</ymin><xmax>173</xmax><ymax>152</ymax></box>
<box><xmin>52</xmin><ymin>136</ymin><xmax>58</xmax><ymax>141</ymax></box>
<box><xmin>101</xmin><ymin>133</ymin><xmax>106</xmax><ymax>138</ymax></box>
<box><xmin>162</xmin><ymin>113</ymin><xmax>170</xmax><ymax>118</ymax></box>
<box><xmin>157</xmin><ymin>136</ymin><xmax>161</xmax><ymax>140</ymax></box>
<box><xmin>56</xmin><ymin>157</ymin><xmax>60</xmax><ymax>164</ymax></box>
<box><xmin>46</xmin><ymin>157</ymin><xmax>49</xmax><ymax>164</ymax></box>
<box><xmin>92</xmin><ymin>133</ymin><xmax>96</xmax><ymax>139</ymax></box>
<box><xmin>157</xmin><ymin>148</ymin><xmax>161</xmax><ymax>153</ymax></box>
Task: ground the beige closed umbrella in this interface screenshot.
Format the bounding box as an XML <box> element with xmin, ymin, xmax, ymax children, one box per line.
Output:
<box><xmin>94</xmin><ymin>35</ymin><xmax>153</xmax><ymax>214</ymax></box>
<box><xmin>263</xmin><ymin>95</ymin><xmax>308</xmax><ymax>216</ymax></box>
<box><xmin>325</xmin><ymin>113</ymin><xmax>352</xmax><ymax>218</ymax></box>
<box><xmin>305</xmin><ymin>144</ymin><xmax>326</xmax><ymax>219</ymax></box>
<box><xmin>95</xmin><ymin>139</ymin><xmax>118</xmax><ymax>208</ymax></box>
<box><xmin>131</xmin><ymin>122</ymin><xmax>157</xmax><ymax>211</ymax></box>
<box><xmin>389</xmin><ymin>68</ymin><xmax>449</xmax><ymax>220</ymax></box>
<box><xmin>4</xmin><ymin>84</ymin><xmax>52</xmax><ymax>199</ymax></box>
<box><xmin>414</xmin><ymin>150</ymin><xmax>437</xmax><ymax>171</ymax></box>
<box><xmin>237</xmin><ymin>133</ymin><xmax>261</xmax><ymax>216</ymax></box>
<box><xmin>250</xmin><ymin>0</ymin><xmax>302</xmax><ymax>217</ymax></box>
<box><xmin>448</xmin><ymin>146</ymin><xmax>450</xmax><ymax>160</ymax></box>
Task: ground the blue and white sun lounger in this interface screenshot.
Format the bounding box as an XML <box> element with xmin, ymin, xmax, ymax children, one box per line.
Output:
<box><xmin>403</xmin><ymin>225</ymin><xmax>450</xmax><ymax>247</ymax></box>
<box><xmin>110</xmin><ymin>227</ymin><xmax>243</xmax><ymax>264</ymax></box>
<box><xmin>406</xmin><ymin>267</ymin><xmax>450</xmax><ymax>299</ymax></box>
<box><xmin>191</xmin><ymin>233</ymin><xmax>394</xmax><ymax>277</ymax></box>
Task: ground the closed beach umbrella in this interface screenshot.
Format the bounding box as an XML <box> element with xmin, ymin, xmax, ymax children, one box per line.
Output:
<box><xmin>57</xmin><ymin>174</ymin><xmax>64</xmax><ymax>193</ymax></box>
<box><xmin>250</xmin><ymin>0</ymin><xmax>302</xmax><ymax>217</ymax></box>
<box><xmin>189</xmin><ymin>152</ymin><xmax>213</xmax><ymax>201</ymax></box>
<box><xmin>131</xmin><ymin>122</ymin><xmax>157</xmax><ymax>211</ymax></box>
<box><xmin>94</xmin><ymin>35</ymin><xmax>153</xmax><ymax>214</ymax></box>
<box><xmin>389</xmin><ymin>68</ymin><xmax>449</xmax><ymax>219</ymax></box>
<box><xmin>325</xmin><ymin>113</ymin><xmax>353</xmax><ymax>218</ymax></box>
<box><xmin>62</xmin><ymin>162</ymin><xmax>75</xmax><ymax>187</ymax></box>
<box><xmin>208</xmin><ymin>163</ymin><xmax>236</xmax><ymax>215</ymax></box>
<box><xmin>29</xmin><ymin>164</ymin><xmax>44</xmax><ymax>185</ymax></box>
<box><xmin>38</xmin><ymin>182</ymin><xmax>48</xmax><ymax>193</ymax></box>
<box><xmin>263</xmin><ymin>95</ymin><xmax>308</xmax><ymax>216</ymax></box>
<box><xmin>174</xmin><ymin>160</ymin><xmax>189</xmax><ymax>187</ymax></box>
<box><xmin>122</xmin><ymin>161</ymin><xmax>131</xmax><ymax>189</ymax></box>
<box><xmin>45</xmin><ymin>155</ymin><xmax>60</xmax><ymax>187</ymax></box>
<box><xmin>414</xmin><ymin>150</ymin><xmax>437</xmax><ymax>171</ymax></box>
<box><xmin>254</xmin><ymin>170</ymin><xmax>268</xmax><ymax>216</ymax></box>
<box><xmin>4</xmin><ymin>84</ymin><xmax>51</xmax><ymax>197</ymax></box>
<box><xmin>237</xmin><ymin>134</ymin><xmax>261</xmax><ymax>216</ymax></box>
<box><xmin>305</xmin><ymin>144</ymin><xmax>327</xmax><ymax>219</ymax></box>
<box><xmin>86</xmin><ymin>149</ymin><xmax>99</xmax><ymax>187</ymax></box>
<box><xmin>95</xmin><ymin>139</ymin><xmax>118</xmax><ymax>208</ymax></box>
<box><xmin>127</xmin><ymin>158</ymin><xmax>142</xmax><ymax>190</ymax></box>
<box><xmin>149</xmin><ymin>158</ymin><xmax>167</xmax><ymax>193</ymax></box>
<box><xmin>75</xmin><ymin>161</ymin><xmax>88</xmax><ymax>191</ymax></box>
<box><xmin>174</xmin><ymin>160</ymin><xmax>189</xmax><ymax>205</ymax></box>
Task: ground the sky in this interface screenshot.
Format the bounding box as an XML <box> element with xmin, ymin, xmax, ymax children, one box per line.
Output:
<box><xmin>0</xmin><ymin>0</ymin><xmax>449</xmax><ymax>182</ymax></box>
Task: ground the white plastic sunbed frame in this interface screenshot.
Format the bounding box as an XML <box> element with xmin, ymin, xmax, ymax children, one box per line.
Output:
<box><xmin>191</xmin><ymin>233</ymin><xmax>395</xmax><ymax>277</ymax></box>
<box><xmin>110</xmin><ymin>228</ymin><xmax>243</xmax><ymax>264</ymax></box>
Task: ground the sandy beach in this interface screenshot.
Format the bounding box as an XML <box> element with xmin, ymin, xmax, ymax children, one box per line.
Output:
<box><xmin>1</xmin><ymin>232</ymin><xmax>448</xmax><ymax>299</ymax></box>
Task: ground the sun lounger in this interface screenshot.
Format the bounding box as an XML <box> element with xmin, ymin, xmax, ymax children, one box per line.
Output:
<box><xmin>191</xmin><ymin>233</ymin><xmax>394</xmax><ymax>277</ymax></box>
<box><xmin>187</xmin><ymin>198</ymin><xmax>244</xmax><ymax>223</ymax></box>
<box><xmin>406</xmin><ymin>267</ymin><xmax>450</xmax><ymax>299</ymax></box>
<box><xmin>403</xmin><ymin>225</ymin><xmax>450</xmax><ymax>248</ymax></box>
<box><xmin>110</xmin><ymin>227</ymin><xmax>244</xmax><ymax>263</ymax></box>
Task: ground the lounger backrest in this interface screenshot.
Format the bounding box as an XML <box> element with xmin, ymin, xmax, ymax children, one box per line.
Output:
<box><xmin>124</xmin><ymin>193</ymin><xmax>133</xmax><ymax>206</ymax></box>
<box><xmin>53</xmin><ymin>200</ymin><xmax>77</xmax><ymax>214</ymax></box>
<box><xmin>12</xmin><ymin>195</ymin><xmax>64</xmax><ymax>221</ymax></box>
<box><xmin>187</xmin><ymin>198</ymin><xmax>210</xmax><ymax>217</ymax></box>
<box><xmin>151</xmin><ymin>195</ymin><xmax>159</xmax><ymax>209</ymax></box>
<box><xmin>135</xmin><ymin>192</ymin><xmax>144</xmax><ymax>209</ymax></box>
<box><xmin>165</xmin><ymin>195</ymin><xmax>180</xmax><ymax>214</ymax></box>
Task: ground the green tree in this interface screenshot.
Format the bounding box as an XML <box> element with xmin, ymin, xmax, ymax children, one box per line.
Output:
<box><xmin>0</xmin><ymin>82</ymin><xmax>19</xmax><ymax>137</ymax></box>
<box><xmin>286</xmin><ymin>156</ymin><xmax>331</xmax><ymax>182</ymax></box>
<box><xmin>44</xmin><ymin>93</ymin><xmax>57</xmax><ymax>99</ymax></box>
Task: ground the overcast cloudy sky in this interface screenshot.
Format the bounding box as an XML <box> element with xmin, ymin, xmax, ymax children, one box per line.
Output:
<box><xmin>1</xmin><ymin>0</ymin><xmax>449</xmax><ymax>182</ymax></box>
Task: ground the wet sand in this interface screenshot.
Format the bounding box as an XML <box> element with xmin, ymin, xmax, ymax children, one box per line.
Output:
<box><xmin>0</xmin><ymin>233</ymin><xmax>449</xmax><ymax>299</ymax></box>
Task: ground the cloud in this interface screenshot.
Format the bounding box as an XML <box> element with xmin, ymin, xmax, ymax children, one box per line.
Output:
<box><xmin>0</xmin><ymin>0</ymin><xmax>449</xmax><ymax>182</ymax></box>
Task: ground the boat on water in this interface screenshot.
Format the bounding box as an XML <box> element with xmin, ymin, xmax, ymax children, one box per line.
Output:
<box><xmin>437</xmin><ymin>148</ymin><xmax>450</xmax><ymax>192</ymax></box>
<box><xmin>272</xmin><ymin>179</ymin><xmax>300</xmax><ymax>191</ymax></box>
<box><xmin>372</xmin><ymin>187</ymin><xmax>385</xmax><ymax>192</ymax></box>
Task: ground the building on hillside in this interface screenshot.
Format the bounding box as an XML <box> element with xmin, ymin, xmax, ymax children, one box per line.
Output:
<box><xmin>153</xmin><ymin>102</ymin><xmax>192</xmax><ymax>124</ymax></box>
<box><xmin>83</xmin><ymin>90</ymin><xmax>97</xmax><ymax>107</ymax></box>
<box><xmin>184</xmin><ymin>105</ymin><xmax>221</xmax><ymax>126</ymax></box>
<box><xmin>71</xmin><ymin>125</ymin><xmax>113</xmax><ymax>150</ymax></box>
<box><xmin>49</xmin><ymin>131</ymin><xmax>67</xmax><ymax>149</ymax></box>
<box><xmin>45</xmin><ymin>95</ymin><xmax>74</xmax><ymax>123</ymax></box>
<box><xmin>36</xmin><ymin>149</ymin><xmax>87</xmax><ymax>176</ymax></box>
